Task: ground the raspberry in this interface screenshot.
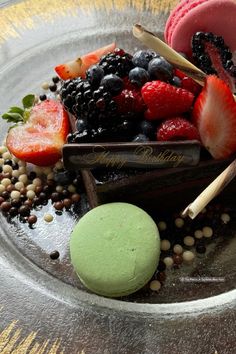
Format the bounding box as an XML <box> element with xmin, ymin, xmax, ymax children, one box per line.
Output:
<box><xmin>141</xmin><ymin>81</ymin><xmax>194</xmax><ymax>120</ymax></box>
<box><xmin>156</xmin><ymin>117</ymin><xmax>200</xmax><ymax>141</ymax></box>
<box><xmin>175</xmin><ymin>69</ymin><xmax>201</xmax><ymax>96</ymax></box>
<box><xmin>114</xmin><ymin>89</ymin><xmax>146</xmax><ymax>114</ymax></box>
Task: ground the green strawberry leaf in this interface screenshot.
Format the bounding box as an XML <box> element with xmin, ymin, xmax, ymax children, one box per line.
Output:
<box><xmin>9</xmin><ymin>106</ymin><xmax>24</xmax><ymax>115</ymax></box>
<box><xmin>2</xmin><ymin>112</ymin><xmax>24</xmax><ymax>123</ymax></box>
<box><xmin>22</xmin><ymin>94</ymin><xmax>35</xmax><ymax>109</ymax></box>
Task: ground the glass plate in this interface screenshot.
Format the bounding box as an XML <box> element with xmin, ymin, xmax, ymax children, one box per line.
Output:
<box><xmin>0</xmin><ymin>1</ymin><xmax>235</xmax><ymax>353</ymax></box>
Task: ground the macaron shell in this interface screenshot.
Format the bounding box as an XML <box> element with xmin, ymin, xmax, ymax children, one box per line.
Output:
<box><xmin>164</xmin><ymin>0</ymin><xmax>207</xmax><ymax>45</ymax></box>
<box><xmin>70</xmin><ymin>203</ymin><xmax>160</xmax><ymax>297</ymax></box>
<box><xmin>169</xmin><ymin>0</ymin><xmax>236</xmax><ymax>57</ymax></box>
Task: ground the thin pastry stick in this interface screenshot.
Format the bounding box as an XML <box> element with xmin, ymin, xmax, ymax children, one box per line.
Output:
<box><xmin>181</xmin><ymin>159</ymin><xmax>236</xmax><ymax>219</ymax></box>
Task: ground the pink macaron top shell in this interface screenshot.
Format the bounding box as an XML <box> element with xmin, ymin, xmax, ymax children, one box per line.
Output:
<box><xmin>168</xmin><ymin>0</ymin><xmax>236</xmax><ymax>57</ymax></box>
<box><xmin>164</xmin><ymin>0</ymin><xmax>208</xmax><ymax>45</ymax></box>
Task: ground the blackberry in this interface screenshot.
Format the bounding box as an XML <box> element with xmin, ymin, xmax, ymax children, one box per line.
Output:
<box><xmin>192</xmin><ymin>31</ymin><xmax>236</xmax><ymax>91</ymax></box>
<box><xmin>60</xmin><ymin>77</ymin><xmax>84</xmax><ymax>113</ymax></box>
<box><xmin>99</xmin><ymin>48</ymin><xmax>134</xmax><ymax>77</ymax></box>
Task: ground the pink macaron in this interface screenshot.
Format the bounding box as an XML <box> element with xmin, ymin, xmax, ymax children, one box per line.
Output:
<box><xmin>164</xmin><ymin>0</ymin><xmax>236</xmax><ymax>58</ymax></box>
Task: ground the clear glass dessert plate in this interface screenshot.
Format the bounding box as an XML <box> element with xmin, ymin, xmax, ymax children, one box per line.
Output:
<box><xmin>0</xmin><ymin>0</ymin><xmax>236</xmax><ymax>353</ymax></box>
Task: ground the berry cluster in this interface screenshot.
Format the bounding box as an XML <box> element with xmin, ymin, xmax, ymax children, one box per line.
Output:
<box><xmin>60</xmin><ymin>47</ymin><xmax>201</xmax><ymax>143</ymax></box>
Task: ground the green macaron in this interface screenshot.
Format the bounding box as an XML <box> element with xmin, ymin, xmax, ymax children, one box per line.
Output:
<box><xmin>70</xmin><ymin>202</ymin><xmax>160</xmax><ymax>297</ymax></box>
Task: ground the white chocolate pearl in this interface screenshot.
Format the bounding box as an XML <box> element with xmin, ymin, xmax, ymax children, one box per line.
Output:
<box><xmin>183</xmin><ymin>250</ymin><xmax>195</xmax><ymax>263</ymax></box>
<box><xmin>12</xmin><ymin>170</ymin><xmax>20</xmax><ymax>178</ymax></box>
<box><xmin>1</xmin><ymin>178</ymin><xmax>11</xmax><ymax>187</ymax></box>
<box><xmin>18</xmin><ymin>174</ymin><xmax>28</xmax><ymax>184</ymax></box>
<box><xmin>0</xmin><ymin>185</ymin><xmax>5</xmax><ymax>195</ymax></box>
<box><xmin>10</xmin><ymin>190</ymin><xmax>21</xmax><ymax>200</ymax></box>
<box><xmin>163</xmin><ymin>256</ymin><xmax>174</xmax><ymax>268</ymax></box>
<box><xmin>161</xmin><ymin>239</ymin><xmax>171</xmax><ymax>251</ymax></box>
<box><xmin>44</xmin><ymin>213</ymin><xmax>53</xmax><ymax>222</ymax></box>
<box><xmin>18</xmin><ymin>160</ymin><xmax>26</xmax><ymax>167</ymax></box>
<box><xmin>26</xmin><ymin>190</ymin><xmax>36</xmax><ymax>200</ymax></box>
<box><xmin>12</xmin><ymin>156</ymin><xmax>19</xmax><ymax>163</ymax></box>
<box><xmin>43</xmin><ymin>167</ymin><xmax>52</xmax><ymax>175</ymax></box>
<box><xmin>202</xmin><ymin>226</ymin><xmax>213</xmax><ymax>238</ymax></box>
<box><xmin>47</xmin><ymin>172</ymin><xmax>54</xmax><ymax>180</ymax></box>
<box><xmin>0</xmin><ymin>146</ymin><xmax>8</xmax><ymax>154</ymax></box>
<box><xmin>149</xmin><ymin>280</ymin><xmax>161</xmax><ymax>292</ymax></box>
<box><xmin>2</xmin><ymin>152</ymin><xmax>12</xmax><ymax>160</ymax></box>
<box><xmin>194</xmin><ymin>230</ymin><xmax>203</xmax><ymax>239</ymax></box>
<box><xmin>55</xmin><ymin>160</ymin><xmax>64</xmax><ymax>170</ymax></box>
<box><xmin>56</xmin><ymin>185</ymin><xmax>63</xmax><ymax>193</ymax></box>
<box><xmin>33</xmin><ymin>177</ymin><xmax>42</xmax><ymax>186</ymax></box>
<box><xmin>15</xmin><ymin>181</ymin><xmax>24</xmax><ymax>190</ymax></box>
<box><xmin>173</xmin><ymin>244</ymin><xmax>183</xmax><ymax>255</ymax></box>
<box><xmin>41</xmin><ymin>81</ymin><xmax>49</xmax><ymax>90</ymax></box>
<box><xmin>33</xmin><ymin>166</ymin><xmax>43</xmax><ymax>175</ymax></box>
<box><xmin>175</xmin><ymin>217</ymin><xmax>184</xmax><ymax>228</ymax></box>
<box><xmin>2</xmin><ymin>165</ymin><xmax>12</xmax><ymax>174</ymax></box>
<box><xmin>68</xmin><ymin>184</ymin><xmax>76</xmax><ymax>193</ymax></box>
<box><xmin>184</xmin><ymin>236</ymin><xmax>195</xmax><ymax>247</ymax></box>
<box><xmin>26</xmin><ymin>184</ymin><xmax>36</xmax><ymax>191</ymax></box>
<box><xmin>221</xmin><ymin>213</ymin><xmax>230</xmax><ymax>224</ymax></box>
<box><xmin>0</xmin><ymin>158</ymin><xmax>4</xmax><ymax>165</ymax></box>
<box><xmin>158</xmin><ymin>221</ymin><xmax>167</xmax><ymax>231</ymax></box>
<box><xmin>18</xmin><ymin>166</ymin><xmax>27</xmax><ymax>175</ymax></box>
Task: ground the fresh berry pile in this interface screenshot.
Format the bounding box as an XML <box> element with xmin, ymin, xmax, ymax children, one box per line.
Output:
<box><xmin>58</xmin><ymin>47</ymin><xmax>200</xmax><ymax>144</ymax></box>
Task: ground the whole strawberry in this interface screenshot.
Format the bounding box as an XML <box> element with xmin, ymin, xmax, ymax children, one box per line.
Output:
<box><xmin>141</xmin><ymin>81</ymin><xmax>194</xmax><ymax>120</ymax></box>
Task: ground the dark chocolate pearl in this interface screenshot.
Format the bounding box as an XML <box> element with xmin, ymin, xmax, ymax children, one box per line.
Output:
<box><xmin>1</xmin><ymin>201</ymin><xmax>11</xmax><ymax>212</ymax></box>
<box><xmin>2</xmin><ymin>191</ymin><xmax>9</xmax><ymax>199</ymax></box>
<box><xmin>4</xmin><ymin>159</ymin><xmax>12</xmax><ymax>166</ymax></box>
<box><xmin>196</xmin><ymin>243</ymin><xmax>206</xmax><ymax>254</ymax></box>
<box><xmin>39</xmin><ymin>192</ymin><xmax>47</xmax><ymax>202</ymax></box>
<box><xmin>63</xmin><ymin>198</ymin><xmax>72</xmax><ymax>209</ymax></box>
<box><xmin>12</xmin><ymin>162</ymin><xmax>19</xmax><ymax>170</ymax></box>
<box><xmin>54</xmin><ymin>201</ymin><xmax>64</xmax><ymax>210</ymax></box>
<box><xmin>35</xmin><ymin>186</ymin><xmax>42</xmax><ymax>194</ymax></box>
<box><xmin>9</xmin><ymin>207</ymin><xmax>18</xmax><ymax>217</ymax></box>
<box><xmin>39</xmin><ymin>94</ymin><xmax>47</xmax><ymax>101</ymax></box>
<box><xmin>28</xmin><ymin>171</ymin><xmax>37</xmax><ymax>180</ymax></box>
<box><xmin>42</xmin><ymin>185</ymin><xmax>51</xmax><ymax>195</ymax></box>
<box><xmin>173</xmin><ymin>255</ymin><xmax>183</xmax><ymax>265</ymax></box>
<box><xmin>50</xmin><ymin>250</ymin><xmax>60</xmax><ymax>260</ymax></box>
<box><xmin>11</xmin><ymin>199</ymin><xmax>21</xmax><ymax>208</ymax></box>
<box><xmin>28</xmin><ymin>215</ymin><xmax>37</xmax><ymax>225</ymax></box>
<box><xmin>62</xmin><ymin>189</ymin><xmax>70</xmax><ymax>198</ymax></box>
<box><xmin>71</xmin><ymin>193</ymin><xmax>81</xmax><ymax>203</ymax></box>
<box><xmin>157</xmin><ymin>260</ymin><xmax>166</xmax><ymax>272</ymax></box>
<box><xmin>51</xmin><ymin>192</ymin><xmax>61</xmax><ymax>202</ymax></box>
<box><xmin>33</xmin><ymin>197</ymin><xmax>41</xmax><ymax>206</ymax></box>
<box><xmin>52</xmin><ymin>76</ymin><xmax>60</xmax><ymax>84</ymax></box>
<box><xmin>24</xmin><ymin>199</ymin><xmax>33</xmax><ymax>207</ymax></box>
<box><xmin>11</xmin><ymin>177</ymin><xmax>18</xmax><ymax>184</ymax></box>
<box><xmin>0</xmin><ymin>196</ymin><xmax>4</xmax><ymax>205</ymax></box>
<box><xmin>19</xmin><ymin>205</ymin><xmax>30</xmax><ymax>216</ymax></box>
<box><xmin>49</xmin><ymin>83</ymin><xmax>57</xmax><ymax>92</ymax></box>
<box><xmin>156</xmin><ymin>271</ymin><xmax>166</xmax><ymax>283</ymax></box>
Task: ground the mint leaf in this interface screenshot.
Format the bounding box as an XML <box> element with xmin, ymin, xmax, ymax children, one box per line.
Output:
<box><xmin>2</xmin><ymin>112</ymin><xmax>24</xmax><ymax>123</ymax></box>
<box><xmin>22</xmin><ymin>94</ymin><xmax>35</xmax><ymax>109</ymax></box>
<box><xmin>9</xmin><ymin>106</ymin><xmax>24</xmax><ymax>115</ymax></box>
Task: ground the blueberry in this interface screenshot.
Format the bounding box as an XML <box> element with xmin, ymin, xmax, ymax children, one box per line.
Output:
<box><xmin>128</xmin><ymin>67</ymin><xmax>149</xmax><ymax>87</ymax></box>
<box><xmin>132</xmin><ymin>134</ymin><xmax>150</xmax><ymax>142</ymax></box>
<box><xmin>132</xmin><ymin>50</ymin><xmax>158</xmax><ymax>69</ymax></box>
<box><xmin>148</xmin><ymin>56</ymin><xmax>174</xmax><ymax>81</ymax></box>
<box><xmin>171</xmin><ymin>76</ymin><xmax>182</xmax><ymax>87</ymax></box>
<box><xmin>100</xmin><ymin>74</ymin><xmax>123</xmax><ymax>95</ymax></box>
<box><xmin>76</xmin><ymin>119</ymin><xmax>88</xmax><ymax>133</ymax></box>
<box><xmin>139</xmin><ymin>120</ymin><xmax>156</xmax><ymax>138</ymax></box>
<box><xmin>86</xmin><ymin>65</ymin><xmax>104</xmax><ymax>88</ymax></box>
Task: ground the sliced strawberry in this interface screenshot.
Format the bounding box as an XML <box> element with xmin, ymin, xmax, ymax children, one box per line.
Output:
<box><xmin>6</xmin><ymin>100</ymin><xmax>70</xmax><ymax>166</ymax></box>
<box><xmin>55</xmin><ymin>43</ymin><xmax>116</xmax><ymax>80</ymax></box>
<box><xmin>192</xmin><ymin>75</ymin><xmax>236</xmax><ymax>159</ymax></box>
<box><xmin>141</xmin><ymin>81</ymin><xmax>194</xmax><ymax>120</ymax></box>
<box><xmin>157</xmin><ymin>117</ymin><xmax>200</xmax><ymax>141</ymax></box>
